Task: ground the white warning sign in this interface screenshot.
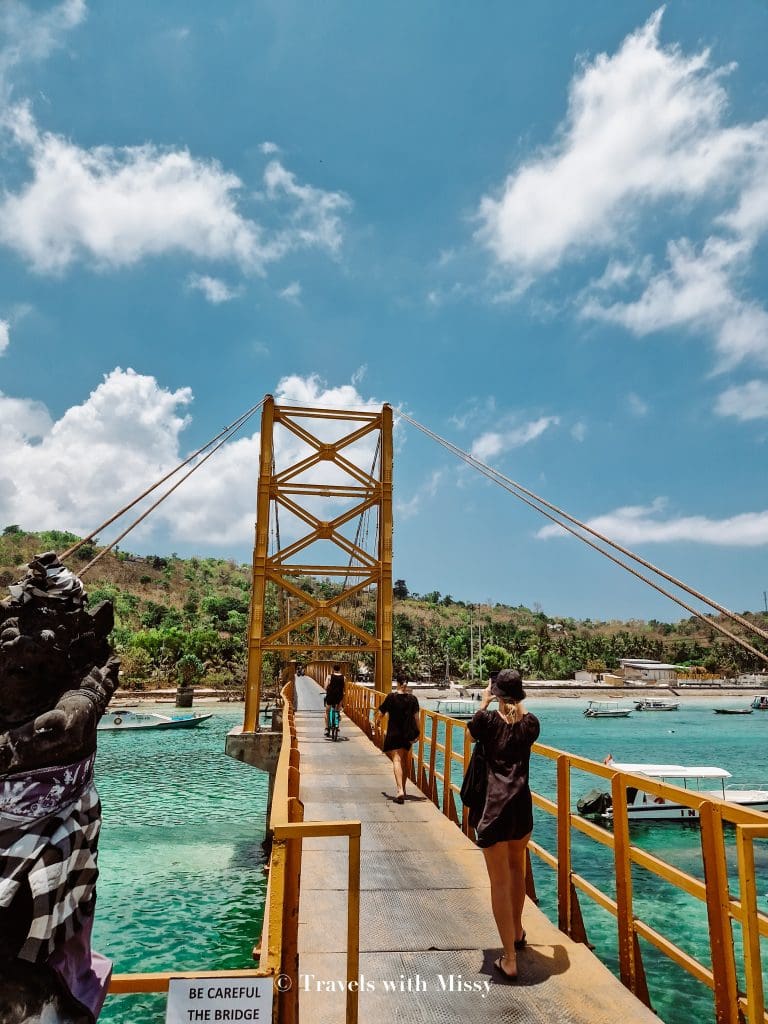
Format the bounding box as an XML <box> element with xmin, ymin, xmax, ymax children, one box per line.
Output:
<box><xmin>166</xmin><ymin>977</ymin><xmax>274</xmax><ymax>1024</ymax></box>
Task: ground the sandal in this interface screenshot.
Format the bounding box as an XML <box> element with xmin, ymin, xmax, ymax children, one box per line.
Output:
<box><xmin>493</xmin><ymin>956</ymin><xmax>518</xmax><ymax>983</ymax></box>
<box><xmin>514</xmin><ymin>930</ymin><xmax>527</xmax><ymax>950</ymax></box>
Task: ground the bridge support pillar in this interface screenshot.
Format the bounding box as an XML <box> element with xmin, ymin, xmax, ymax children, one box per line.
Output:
<box><xmin>226</xmin><ymin>727</ymin><xmax>283</xmax><ymax>840</ymax></box>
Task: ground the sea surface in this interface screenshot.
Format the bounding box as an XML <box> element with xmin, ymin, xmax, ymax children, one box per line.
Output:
<box><xmin>94</xmin><ymin>707</ymin><xmax>269</xmax><ymax>1024</ymax></box>
<box><xmin>91</xmin><ymin>697</ymin><xmax>768</xmax><ymax>1024</ymax></box>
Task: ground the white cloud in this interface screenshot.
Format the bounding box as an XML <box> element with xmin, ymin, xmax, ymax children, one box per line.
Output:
<box><xmin>0</xmin><ymin>320</ymin><xmax>8</xmax><ymax>354</ymax></box>
<box><xmin>476</xmin><ymin>10</ymin><xmax>767</xmax><ymax>279</ymax></box>
<box><xmin>627</xmin><ymin>392</ymin><xmax>649</xmax><ymax>417</ymax></box>
<box><xmin>470</xmin><ymin>416</ymin><xmax>559</xmax><ymax>462</ymax></box>
<box><xmin>260</xmin><ymin>141</ymin><xmax>280</xmax><ymax>155</ymax></box>
<box><xmin>0</xmin><ymin>369</ymin><xmax>384</xmax><ymax>549</ymax></box>
<box><xmin>0</xmin><ymin>0</ymin><xmax>86</xmax><ymax>97</ymax></box>
<box><xmin>0</xmin><ymin>392</ymin><xmax>52</xmax><ymax>442</ymax></box>
<box><xmin>571</xmin><ymin>421</ymin><xmax>587</xmax><ymax>442</ymax></box>
<box><xmin>279</xmin><ymin>281</ymin><xmax>301</xmax><ymax>304</ymax></box>
<box><xmin>262</xmin><ymin>159</ymin><xmax>350</xmax><ymax>258</ymax></box>
<box><xmin>583</xmin><ymin>236</ymin><xmax>768</xmax><ymax>370</ymax></box>
<box><xmin>187</xmin><ymin>273</ymin><xmax>241</xmax><ymax>304</ymax></box>
<box><xmin>537</xmin><ymin>497</ymin><xmax>768</xmax><ymax>546</ymax></box>
<box><xmin>0</xmin><ymin>105</ymin><xmax>351</xmax><ymax>275</ymax></box>
<box><xmin>715</xmin><ymin>380</ymin><xmax>768</xmax><ymax>421</ymax></box>
<box><xmin>396</xmin><ymin>470</ymin><xmax>443</xmax><ymax>520</ymax></box>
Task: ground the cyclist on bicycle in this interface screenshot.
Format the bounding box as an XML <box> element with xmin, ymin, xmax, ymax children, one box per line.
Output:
<box><xmin>324</xmin><ymin>664</ymin><xmax>345</xmax><ymax>737</ymax></box>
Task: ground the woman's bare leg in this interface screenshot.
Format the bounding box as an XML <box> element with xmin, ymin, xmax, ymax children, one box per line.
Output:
<box><xmin>506</xmin><ymin>834</ymin><xmax>531</xmax><ymax>944</ymax></box>
<box><xmin>481</xmin><ymin>842</ymin><xmax>518</xmax><ymax>975</ymax></box>
<box><xmin>391</xmin><ymin>749</ymin><xmax>408</xmax><ymax>797</ymax></box>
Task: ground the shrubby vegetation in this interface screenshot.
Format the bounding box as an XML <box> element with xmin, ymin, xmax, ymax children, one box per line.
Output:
<box><xmin>1</xmin><ymin>527</ymin><xmax>766</xmax><ymax>690</ymax></box>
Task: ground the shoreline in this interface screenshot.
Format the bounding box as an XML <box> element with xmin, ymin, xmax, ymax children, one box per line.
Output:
<box><xmin>111</xmin><ymin>678</ymin><xmax>768</xmax><ymax>707</ymax></box>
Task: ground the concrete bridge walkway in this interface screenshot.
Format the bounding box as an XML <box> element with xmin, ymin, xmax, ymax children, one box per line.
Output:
<box><xmin>293</xmin><ymin>676</ymin><xmax>661</xmax><ymax>1024</ymax></box>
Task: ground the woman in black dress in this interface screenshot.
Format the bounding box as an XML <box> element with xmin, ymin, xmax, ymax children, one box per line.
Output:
<box><xmin>468</xmin><ymin>668</ymin><xmax>540</xmax><ymax>982</ymax></box>
<box><xmin>376</xmin><ymin>673</ymin><xmax>420</xmax><ymax>803</ymax></box>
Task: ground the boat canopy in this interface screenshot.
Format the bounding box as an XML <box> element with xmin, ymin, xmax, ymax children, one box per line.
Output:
<box><xmin>610</xmin><ymin>762</ymin><xmax>732</xmax><ymax>780</ymax></box>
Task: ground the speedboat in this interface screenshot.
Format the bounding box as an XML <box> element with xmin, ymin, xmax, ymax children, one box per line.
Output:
<box><xmin>578</xmin><ymin>762</ymin><xmax>768</xmax><ymax>822</ymax></box>
<box><xmin>750</xmin><ymin>695</ymin><xmax>768</xmax><ymax>710</ymax></box>
<box><xmin>633</xmin><ymin>698</ymin><xmax>680</xmax><ymax>712</ymax></box>
<box><xmin>583</xmin><ymin>700</ymin><xmax>633</xmax><ymax>718</ymax></box>
<box><xmin>432</xmin><ymin>698</ymin><xmax>477</xmax><ymax>720</ymax></box>
<box><xmin>98</xmin><ymin>709</ymin><xmax>213</xmax><ymax>731</ymax></box>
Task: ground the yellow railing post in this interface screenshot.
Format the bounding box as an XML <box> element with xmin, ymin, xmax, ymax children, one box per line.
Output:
<box><xmin>442</xmin><ymin>719</ymin><xmax>454</xmax><ymax>818</ymax></box>
<box><xmin>610</xmin><ymin>772</ymin><xmax>651</xmax><ymax>1006</ymax></box>
<box><xmin>735</xmin><ymin>824</ymin><xmax>767</xmax><ymax>1024</ymax></box>
<box><xmin>556</xmin><ymin>754</ymin><xmax>572</xmax><ymax>934</ymax></box>
<box><xmin>347</xmin><ymin>830</ymin><xmax>362</xmax><ymax>1024</ymax></box>
<box><xmin>427</xmin><ymin>714</ymin><xmax>439</xmax><ymax>805</ymax></box>
<box><xmin>700</xmin><ymin>801</ymin><xmax>740</xmax><ymax>1024</ymax></box>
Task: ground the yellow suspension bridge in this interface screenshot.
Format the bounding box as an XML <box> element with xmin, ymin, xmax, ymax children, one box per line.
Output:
<box><xmin>65</xmin><ymin>396</ymin><xmax>768</xmax><ymax>1024</ymax></box>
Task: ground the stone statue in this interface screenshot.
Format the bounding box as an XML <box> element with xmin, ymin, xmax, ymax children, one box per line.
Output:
<box><xmin>0</xmin><ymin>553</ymin><xmax>118</xmax><ymax>1024</ymax></box>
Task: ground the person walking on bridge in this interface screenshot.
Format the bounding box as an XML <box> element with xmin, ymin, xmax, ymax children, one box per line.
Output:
<box><xmin>468</xmin><ymin>668</ymin><xmax>540</xmax><ymax>982</ymax></box>
<box><xmin>324</xmin><ymin>664</ymin><xmax>346</xmax><ymax>737</ymax></box>
<box><xmin>376</xmin><ymin>672</ymin><xmax>420</xmax><ymax>803</ymax></box>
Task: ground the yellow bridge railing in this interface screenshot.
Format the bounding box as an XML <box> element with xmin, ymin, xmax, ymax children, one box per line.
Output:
<box><xmin>343</xmin><ymin>680</ymin><xmax>768</xmax><ymax>1024</ymax></box>
<box><xmin>260</xmin><ymin>680</ymin><xmax>361</xmax><ymax>1024</ymax></box>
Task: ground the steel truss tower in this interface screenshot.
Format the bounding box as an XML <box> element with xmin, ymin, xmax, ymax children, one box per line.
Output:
<box><xmin>243</xmin><ymin>396</ymin><xmax>393</xmax><ymax>731</ymax></box>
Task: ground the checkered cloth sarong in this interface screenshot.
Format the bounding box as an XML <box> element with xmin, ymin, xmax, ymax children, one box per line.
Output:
<box><xmin>0</xmin><ymin>754</ymin><xmax>100</xmax><ymax>962</ymax></box>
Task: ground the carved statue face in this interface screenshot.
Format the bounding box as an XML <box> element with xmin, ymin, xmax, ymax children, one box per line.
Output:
<box><xmin>0</xmin><ymin>553</ymin><xmax>114</xmax><ymax>731</ymax></box>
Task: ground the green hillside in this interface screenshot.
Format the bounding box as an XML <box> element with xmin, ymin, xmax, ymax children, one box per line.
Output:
<box><xmin>1</xmin><ymin>526</ymin><xmax>766</xmax><ymax>690</ymax></box>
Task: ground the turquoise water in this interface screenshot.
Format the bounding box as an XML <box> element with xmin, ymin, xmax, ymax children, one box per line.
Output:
<box><xmin>93</xmin><ymin>708</ymin><xmax>269</xmax><ymax>1024</ymax></box>
<box><xmin>91</xmin><ymin>698</ymin><xmax>768</xmax><ymax>1024</ymax></box>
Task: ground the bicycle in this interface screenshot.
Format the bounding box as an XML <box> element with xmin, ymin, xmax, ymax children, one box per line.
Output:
<box><xmin>328</xmin><ymin>703</ymin><xmax>341</xmax><ymax>742</ymax></box>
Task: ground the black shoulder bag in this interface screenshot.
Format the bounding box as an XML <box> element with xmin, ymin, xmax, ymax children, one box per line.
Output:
<box><xmin>460</xmin><ymin>741</ymin><xmax>488</xmax><ymax>810</ymax></box>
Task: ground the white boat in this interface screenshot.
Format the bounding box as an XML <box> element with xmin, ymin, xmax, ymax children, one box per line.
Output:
<box><xmin>578</xmin><ymin>762</ymin><xmax>768</xmax><ymax>822</ymax></box>
<box><xmin>98</xmin><ymin>709</ymin><xmax>213</xmax><ymax>731</ymax></box>
<box><xmin>633</xmin><ymin>698</ymin><xmax>680</xmax><ymax>711</ymax></box>
<box><xmin>750</xmin><ymin>695</ymin><xmax>768</xmax><ymax>710</ymax></box>
<box><xmin>432</xmin><ymin>698</ymin><xmax>477</xmax><ymax>720</ymax></box>
<box><xmin>583</xmin><ymin>700</ymin><xmax>633</xmax><ymax>718</ymax></box>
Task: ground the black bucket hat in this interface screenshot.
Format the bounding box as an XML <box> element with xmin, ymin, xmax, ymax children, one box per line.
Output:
<box><xmin>490</xmin><ymin>668</ymin><xmax>526</xmax><ymax>703</ymax></box>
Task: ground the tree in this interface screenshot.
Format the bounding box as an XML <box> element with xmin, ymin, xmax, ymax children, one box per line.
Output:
<box><xmin>393</xmin><ymin>579</ymin><xmax>409</xmax><ymax>600</ymax></box>
<box><xmin>176</xmin><ymin>653</ymin><xmax>204</xmax><ymax>687</ymax></box>
<box><xmin>2</xmin><ymin>525</ymin><xmax>22</xmax><ymax>535</ymax></box>
<box><xmin>478</xmin><ymin>643</ymin><xmax>511</xmax><ymax>677</ymax></box>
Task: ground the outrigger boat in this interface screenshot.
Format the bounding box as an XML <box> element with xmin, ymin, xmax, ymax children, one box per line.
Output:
<box><xmin>98</xmin><ymin>709</ymin><xmax>213</xmax><ymax>731</ymax></box>
<box><xmin>578</xmin><ymin>762</ymin><xmax>768</xmax><ymax>822</ymax></box>
<box><xmin>633</xmin><ymin>698</ymin><xmax>680</xmax><ymax>712</ymax></box>
<box><xmin>583</xmin><ymin>700</ymin><xmax>633</xmax><ymax>718</ymax></box>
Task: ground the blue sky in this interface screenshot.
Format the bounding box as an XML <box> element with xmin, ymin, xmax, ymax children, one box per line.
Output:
<box><xmin>1</xmin><ymin>1</ymin><xmax>767</xmax><ymax>621</ymax></box>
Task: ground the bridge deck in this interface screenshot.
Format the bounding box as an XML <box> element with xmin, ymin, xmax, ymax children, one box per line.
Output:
<box><xmin>293</xmin><ymin>677</ymin><xmax>661</xmax><ymax>1024</ymax></box>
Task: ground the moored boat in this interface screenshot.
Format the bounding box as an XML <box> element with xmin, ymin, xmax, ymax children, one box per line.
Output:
<box><xmin>432</xmin><ymin>698</ymin><xmax>477</xmax><ymax>719</ymax></box>
<box><xmin>713</xmin><ymin>707</ymin><xmax>753</xmax><ymax>715</ymax></box>
<box><xmin>583</xmin><ymin>700</ymin><xmax>633</xmax><ymax>718</ymax></box>
<box><xmin>750</xmin><ymin>695</ymin><xmax>768</xmax><ymax>710</ymax></box>
<box><xmin>578</xmin><ymin>762</ymin><xmax>768</xmax><ymax>822</ymax></box>
<box><xmin>98</xmin><ymin>709</ymin><xmax>213</xmax><ymax>731</ymax></box>
<box><xmin>633</xmin><ymin>698</ymin><xmax>680</xmax><ymax>711</ymax></box>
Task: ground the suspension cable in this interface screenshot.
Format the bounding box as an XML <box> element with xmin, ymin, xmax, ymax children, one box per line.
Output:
<box><xmin>76</xmin><ymin>398</ymin><xmax>266</xmax><ymax>577</ymax></box>
<box><xmin>396</xmin><ymin>410</ymin><xmax>768</xmax><ymax>666</ymax></box>
<box><xmin>61</xmin><ymin>397</ymin><xmax>268</xmax><ymax>561</ymax></box>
